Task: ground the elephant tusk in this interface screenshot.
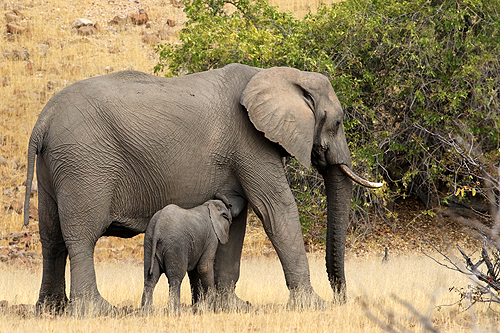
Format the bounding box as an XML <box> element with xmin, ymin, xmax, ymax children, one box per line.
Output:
<box><xmin>339</xmin><ymin>164</ymin><xmax>384</xmax><ymax>188</ymax></box>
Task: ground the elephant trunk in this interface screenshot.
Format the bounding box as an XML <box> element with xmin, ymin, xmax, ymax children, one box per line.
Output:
<box><xmin>320</xmin><ymin>164</ymin><xmax>352</xmax><ymax>303</ymax></box>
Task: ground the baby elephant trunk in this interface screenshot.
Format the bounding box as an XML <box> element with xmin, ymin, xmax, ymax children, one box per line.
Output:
<box><xmin>214</xmin><ymin>193</ymin><xmax>232</xmax><ymax>210</ymax></box>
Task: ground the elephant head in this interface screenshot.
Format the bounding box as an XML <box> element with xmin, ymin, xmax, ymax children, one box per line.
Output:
<box><xmin>241</xmin><ymin>67</ymin><xmax>382</xmax><ymax>301</ymax></box>
<box><xmin>207</xmin><ymin>199</ymin><xmax>233</xmax><ymax>245</ymax></box>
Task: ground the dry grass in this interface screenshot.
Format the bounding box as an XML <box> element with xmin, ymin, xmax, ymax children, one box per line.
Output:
<box><xmin>269</xmin><ymin>0</ymin><xmax>341</xmax><ymax>17</ymax></box>
<box><xmin>1</xmin><ymin>255</ymin><xmax>499</xmax><ymax>332</ymax></box>
<box><xmin>0</xmin><ymin>0</ymin><xmax>185</xmax><ymax>235</ymax></box>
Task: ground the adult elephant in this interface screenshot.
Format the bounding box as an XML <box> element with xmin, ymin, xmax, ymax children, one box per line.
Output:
<box><xmin>23</xmin><ymin>63</ymin><xmax>381</xmax><ymax>315</ymax></box>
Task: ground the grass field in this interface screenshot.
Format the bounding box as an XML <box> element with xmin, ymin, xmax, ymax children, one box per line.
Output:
<box><xmin>1</xmin><ymin>255</ymin><xmax>497</xmax><ymax>332</ymax></box>
<box><xmin>1</xmin><ymin>0</ymin><xmax>498</xmax><ymax>332</ymax></box>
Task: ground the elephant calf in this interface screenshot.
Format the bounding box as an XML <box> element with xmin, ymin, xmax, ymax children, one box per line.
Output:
<box><xmin>141</xmin><ymin>198</ymin><xmax>232</xmax><ymax>313</ymax></box>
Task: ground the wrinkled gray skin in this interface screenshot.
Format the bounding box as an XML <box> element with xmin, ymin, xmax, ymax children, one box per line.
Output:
<box><xmin>142</xmin><ymin>200</ymin><xmax>232</xmax><ymax>314</ymax></box>
<box><xmin>23</xmin><ymin>63</ymin><xmax>381</xmax><ymax>315</ymax></box>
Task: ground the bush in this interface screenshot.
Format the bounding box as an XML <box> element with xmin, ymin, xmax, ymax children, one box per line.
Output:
<box><xmin>155</xmin><ymin>0</ymin><xmax>500</xmax><ymax>235</ymax></box>
<box><xmin>154</xmin><ymin>0</ymin><xmax>299</xmax><ymax>75</ymax></box>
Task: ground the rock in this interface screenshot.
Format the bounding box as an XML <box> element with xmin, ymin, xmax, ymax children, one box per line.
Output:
<box><xmin>129</xmin><ymin>9</ymin><xmax>149</xmax><ymax>25</ymax></box>
<box><xmin>46</xmin><ymin>81</ymin><xmax>56</xmax><ymax>90</ymax></box>
<box><xmin>25</xmin><ymin>252</ymin><xmax>39</xmax><ymax>259</ymax></box>
<box><xmin>12</xmin><ymin>49</ymin><xmax>29</xmax><ymax>60</ymax></box>
<box><xmin>75</xmin><ymin>18</ymin><xmax>93</xmax><ymax>27</ymax></box>
<box><xmin>77</xmin><ymin>25</ymin><xmax>96</xmax><ymax>36</ymax></box>
<box><xmin>1</xmin><ymin>232</ymin><xmax>27</xmax><ymax>241</ymax></box>
<box><xmin>75</xmin><ymin>18</ymin><xmax>97</xmax><ymax>36</ymax></box>
<box><xmin>109</xmin><ymin>15</ymin><xmax>127</xmax><ymax>26</ymax></box>
<box><xmin>3</xmin><ymin>49</ymin><xmax>29</xmax><ymax>61</ymax></box>
<box><xmin>25</xmin><ymin>61</ymin><xmax>34</xmax><ymax>75</ymax></box>
<box><xmin>166</xmin><ymin>18</ymin><xmax>176</xmax><ymax>27</ymax></box>
<box><xmin>29</xmin><ymin>205</ymin><xmax>38</xmax><ymax>220</ymax></box>
<box><xmin>9</xmin><ymin>201</ymin><xmax>23</xmax><ymax>214</ymax></box>
<box><xmin>0</xmin><ymin>156</ymin><xmax>7</xmax><ymax>165</ymax></box>
<box><xmin>6</xmin><ymin>22</ymin><xmax>26</xmax><ymax>34</ymax></box>
<box><xmin>0</xmin><ymin>300</ymin><xmax>8</xmax><ymax>309</ymax></box>
<box><xmin>4</xmin><ymin>9</ymin><xmax>24</xmax><ymax>23</ymax></box>
<box><xmin>5</xmin><ymin>13</ymin><xmax>20</xmax><ymax>23</ymax></box>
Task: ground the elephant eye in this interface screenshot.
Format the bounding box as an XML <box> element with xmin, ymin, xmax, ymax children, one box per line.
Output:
<box><xmin>303</xmin><ymin>91</ymin><xmax>315</xmax><ymax>111</ymax></box>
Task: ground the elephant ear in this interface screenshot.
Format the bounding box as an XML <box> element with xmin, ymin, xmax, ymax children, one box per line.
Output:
<box><xmin>240</xmin><ymin>67</ymin><xmax>315</xmax><ymax>168</ymax></box>
<box><xmin>208</xmin><ymin>201</ymin><xmax>231</xmax><ymax>244</ymax></box>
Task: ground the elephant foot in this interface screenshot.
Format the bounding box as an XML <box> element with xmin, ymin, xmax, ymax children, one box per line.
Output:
<box><xmin>141</xmin><ymin>304</ymin><xmax>154</xmax><ymax>315</ymax></box>
<box><xmin>287</xmin><ymin>287</ymin><xmax>327</xmax><ymax>310</ymax></box>
<box><xmin>69</xmin><ymin>294</ymin><xmax>117</xmax><ymax>317</ymax></box>
<box><xmin>35</xmin><ymin>294</ymin><xmax>69</xmax><ymax>316</ymax></box>
<box><xmin>331</xmin><ymin>290</ymin><xmax>347</xmax><ymax>305</ymax></box>
<box><xmin>213</xmin><ymin>291</ymin><xmax>251</xmax><ymax>313</ymax></box>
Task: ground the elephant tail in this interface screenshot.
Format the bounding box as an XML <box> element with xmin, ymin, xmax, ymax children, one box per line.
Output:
<box><xmin>148</xmin><ymin>214</ymin><xmax>162</xmax><ymax>276</ymax></box>
<box><xmin>23</xmin><ymin>123</ymin><xmax>45</xmax><ymax>228</ymax></box>
<box><xmin>149</xmin><ymin>237</ymin><xmax>158</xmax><ymax>277</ymax></box>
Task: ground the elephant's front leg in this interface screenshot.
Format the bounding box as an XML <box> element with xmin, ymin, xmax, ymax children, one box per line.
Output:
<box><xmin>239</xmin><ymin>163</ymin><xmax>325</xmax><ymax>309</ymax></box>
<box><xmin>213</xmin><ymin>208</ymin><xmax>250</xmax><ymax>311</ymax></box>
<box><xmin>257</xmin><ymin>198</ymin><xmax>324</xmax><ymax>308</ymax></box>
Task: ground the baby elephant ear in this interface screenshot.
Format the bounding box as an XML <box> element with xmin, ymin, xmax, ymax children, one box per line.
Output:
<box><xmin>241</xmin><ymin>67</ymin><xmax>315</xmax><ymax>168</ymax></box>
<box><xmin>208</xmin><ymin>201</ymin><xmax>231</xmax><ymax>244</ymax></box>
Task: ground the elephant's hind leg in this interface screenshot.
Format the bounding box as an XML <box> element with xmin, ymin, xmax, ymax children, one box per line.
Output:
<box><xmin>58</xmin><ymin>196</ymin><xmax>116</xmax><ymax>316</ymax></box>
<box><xmin>36</xmin><ymin>186</ymin><xmax>69</xmax><ymax>315</ymax></box>
<box><xmin>141</xmin><ymin>260</ymin><xmax>162</xmax><ymax>311</ymax></box>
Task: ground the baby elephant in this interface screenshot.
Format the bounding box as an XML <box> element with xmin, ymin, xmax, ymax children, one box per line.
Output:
<box><xmin>141</xmin><ymin>197</ymin><xmax>232</xmax><ymax>313</ymax></box>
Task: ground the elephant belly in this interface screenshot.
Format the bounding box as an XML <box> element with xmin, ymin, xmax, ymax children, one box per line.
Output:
<box><xmin>102</xmin><ymin>221</ymin><xmax>145</xmax><ymax>238</ymax></box>
<box><xmin>110</xmin><ymin>168</ymin><xmax>245</xmax><ymax>230</ymax></box>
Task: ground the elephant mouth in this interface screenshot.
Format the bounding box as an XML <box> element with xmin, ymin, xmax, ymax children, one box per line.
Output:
<box><xmin>311</xmin><ymin>144</ymin><xmax>328</xmax><ymax>169</ymax></box>
<box><xmin>312</xmin><ymin>145</ymin><xmax>383</xmax><ymax>188</ymax></box>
